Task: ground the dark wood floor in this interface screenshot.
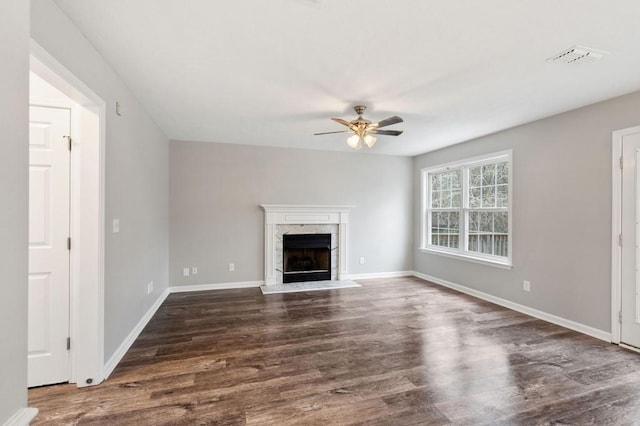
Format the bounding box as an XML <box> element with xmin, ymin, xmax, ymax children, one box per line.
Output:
<box><xmin>30</xmin><ymin>276</ymin><xmax>640</xmax><ymax>425</ymax></box>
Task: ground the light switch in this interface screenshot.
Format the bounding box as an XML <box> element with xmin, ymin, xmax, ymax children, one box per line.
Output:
<box><xmin>183</xmin><ymin>267</ymin><xmax>190</xmax><ymax>277</ymax></box>
<box><xmin>113</xmin><ymin>219</ymin><xmax>120</xmax><ymax>233</ymax></box>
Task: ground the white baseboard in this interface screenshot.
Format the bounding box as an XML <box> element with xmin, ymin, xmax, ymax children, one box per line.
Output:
<box><xmin>346</xmin><ymin>271</ymin><xmax>413</xmax><ymax>280</ymax></box>
<box><xmin>169</xmin><ymin>280</ymin><xmax>263</xmax><ymax>293</ymax></box>
<box><xmin>619</xmin><ymin>343</ymin><xmax>640</xmax><ymax>354</ymax></box>
<box><xmin>103</xmin><ymin>288</ymin><xmax>170</xmax><ymax>379</ymax></box>
<box><xmin>413</xmin><ymin>271</ymin><xmax>611</xmax><ymax>342</ymax></box>
<box><xmin>3</xmin><ymin>407</ymin><xmax>38</xmax><ymax>426</ymax></box>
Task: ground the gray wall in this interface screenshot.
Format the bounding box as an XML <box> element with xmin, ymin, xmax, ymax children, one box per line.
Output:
<box><xmin>31</xmin><ymin>0</ymin><xmax>170</xmax><ymax>361</ymax></box>
<box><xmin>170</xmin><ymin>141</ymin><xmax>414</xmax><ymax>286</ymax></box>
<box><xmin>414</xmin><ymin>90</ymin><xmax>640</xmax><ymax>333</ymax></box>
<box><xmin>0</xmin><ymin>1</ymin><xmax>29</xmax><ymax>422</ymax></box>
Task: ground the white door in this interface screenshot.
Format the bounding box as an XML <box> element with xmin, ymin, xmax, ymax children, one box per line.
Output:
<box><xmin>28</xmin><ymin>105</ymin><xmax>71</xmax><ymax>387</ymax></box>
<box><xmin>621</xmin><ymin>129</ymin><xmax>640</xmax><ymax>349</ymax></box>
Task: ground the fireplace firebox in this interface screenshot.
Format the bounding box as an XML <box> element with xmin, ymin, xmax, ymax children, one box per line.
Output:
<box><xmin>283</xmin><ymin>233</ymin><xmax>331</xmax><ymax>283</ymax></box>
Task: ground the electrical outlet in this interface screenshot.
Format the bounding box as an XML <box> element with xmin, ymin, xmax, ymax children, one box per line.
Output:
<box><xmin>359</xmin><ymin>256</ymin><xmax>365</xmax><ymax>265</ymax></box>
<box><xmin>523</xmin><ymin>280</ymin><xmax>531</xmax><ymax>292</ymax></box>
<box><xmin>191</xmin><ymin>266</ymin><xmax>198</xmax><ymax>275</ymax></box>
<box><xmin>147</xmin><ymin>281</ymin><xmax>153</xmax><ymax>295</ymax></box>
<box><xmin>228</xmin><ymin>263</ymin><xmax>235</xmax><ymax>272</ymax></box>
<box><xmin>183</xmin><ymin>267</ymin><xmax>190</xmax><ymax>277</ymax></box>
<box><xmin>112</xmin><ymin>219</ymin><xmax>120</xmax><ymax>233</ymax></box>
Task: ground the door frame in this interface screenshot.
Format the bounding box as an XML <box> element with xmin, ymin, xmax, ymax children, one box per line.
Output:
<box><xmin>30</xmin><ymin>40</ymin><xmax>106</xmax><ymax>387</ymax></box>
<box><xmin>611</xmin><ymin>125</ymin><xmax>640</xmax><ymax>345</ymax></box>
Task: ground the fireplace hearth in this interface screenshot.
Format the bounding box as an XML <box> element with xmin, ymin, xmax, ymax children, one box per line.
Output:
<box><xmin>283</xmin><ymin>233</ymin><xmax>331</xmax><ymax>283</ymax></box>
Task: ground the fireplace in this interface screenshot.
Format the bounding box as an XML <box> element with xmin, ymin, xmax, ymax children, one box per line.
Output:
<box><xmin>283</xmin><ymin>234</ymin><xmax>331</xmax><ymax>283</ymax></box>
<box><xmin>261</xmin><ymin>205</ymin><xmax>352</xmax><ymax>286</ymax></box>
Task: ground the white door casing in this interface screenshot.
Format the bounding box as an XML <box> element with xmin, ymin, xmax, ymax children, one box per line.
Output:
<box><xmin>28</xmin><ymin>105</ymin><xmax>71</xmax><ymax>386</ymax></box>
<box><xmin>31</xmin><ymin>42</ymin><xmax>107</xmax><ymax>387</ymax></box>
<box><xmin>619</xmin><ymin>128</ymin><xmax>640</xmax><ymax>349</ymax></box>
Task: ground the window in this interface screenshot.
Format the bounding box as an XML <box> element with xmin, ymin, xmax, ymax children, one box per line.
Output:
<box><xmin>421</xmin><ymin>151</ymin><xmax>512</xmax><ymax>267</ymax></box>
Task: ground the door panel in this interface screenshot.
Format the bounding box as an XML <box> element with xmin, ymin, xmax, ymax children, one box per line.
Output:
<box><xmin>28</xmin><ymin>166</ymin><xmax>51</xmax><ymax>246</ymax></box>
<box><xmin>27</xmin><ymin>273</ymin><xmax>53</xmax><ymax>355</ymax></box>
<box><xmin>621</xmin><ymin>131</ymin><xmax>640</xmax><ymax>348</ymax></box>
<box><xmin>28</xmin><ymin>105</ymin><xmax>71</xmax><ymax>387</ymax></box>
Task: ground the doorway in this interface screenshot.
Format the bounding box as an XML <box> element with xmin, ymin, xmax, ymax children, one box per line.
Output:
<box><xmin>30</xmin><ymin>41</ymin><xmax>106</xmax><ymax>387</ymax></box>
<box><xmin>612</xmin><ymin>125</ymin><xmax>640</xmax><ymax>349</ymax></box>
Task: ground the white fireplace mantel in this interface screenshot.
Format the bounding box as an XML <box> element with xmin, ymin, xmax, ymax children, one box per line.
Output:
<box><xmin>261</xmin><ymin>204</ymin><xmax>353</xmax><ymax>286</ymax></box>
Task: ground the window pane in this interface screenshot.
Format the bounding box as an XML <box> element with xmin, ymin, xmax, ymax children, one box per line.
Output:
<box><xmin>432</xmin><ymin>174</ymin><xmax>441</xmax><ymax>191</ymax></box>
<box><xmin>441</xmin><ymin>189</ymin><xmax>452</xmax><ymax>208</ymax></box>
<box><xmin>430</xmin><ymin>211</ymin><xmax>459</xmax><ymax>249</ymax></box>
<box><xmin>432</xmin><ymin>190</ymin><xmax>440</xmax><ymax>208</ymax></box>
<box><xmin>468</xmin><ymin>211</ymin><xmax>479</xmax><ymax>231</ymax></box>
<box><xmin>469</xmin><ymin>161</ymin><xmax>508</xmax><ymax>211</ymax></box>
<box><xmin>469</xmin><ymin>187</ymin><xmax>481</xmax><ymax>208</ymax></box>
<box><xmin>482</xmin><ymin>186</ymin><xmax>495</xmax><ymax>208</ymax></box>
<box><xmin>495</xmin><ymin>234</ymin><xmax>508</xmax><ymax>257</ymax></box>
<box><xmin>479</xmin><ymin>211</ymin><xmax>493</xmax><ymax>232</ymax></box>
<box><xmin>470</xmin><ymin>167</ymin><xmax>482</xmax><ymax>188</ymax></box>
<box><xmin>479</xmin><ymin>235</ymin><xmax>493</xmax><ymax>254</ymax></box>
<box><xmin>431</xmin><ymin>174</ymin><xmax>440</xmax><ymax>208</ymax></box>
<box><xmin>497</xmin><ymin>162</ymin><xmax>508</xmax><ymax>184</ymax></box>
<box><xmin>449</xmin><ymin>212</ymin><xmax>459</xmax><ymax>232</ymax></box>
<box><xmin>452</xmin><ymin>190</ymin><xmax>461</xmax><ymax>207</ymax></box>
<box><xmin>467</xmin><ymin>211</ymin><xmax>508</xmax><ymax>257</ymax></box>
<box><xmin>431</xmin><ymin>211</ymin><xmax>440</xmax><ymax>230</ymax></box>
<box><xmin>495</xmin><ymin>211</ymin><xmax>508</xmax><ymax>234</ymax></box>
<box><xmin>451</xmin><ymin>170</ymin><xmax>460</xmax><ymax>188</ymax></box>
<box><xmin>468</xmin><ymin>234</ymin><xmax>478</xmax><ymax>251</ymax></box>
<box><xmin>497</xmin><ymin>184</ymin><xmax>508</xmax><ymax>208</ymax></box>
<box><xmin>482</xmin><ymin>164</ymin><xmax>496</xmax><ymax>186</ymax></box>
<box><xmin>430</xmin><ymin>169</ymin><xmax>462</xmax><ymax>208</ymax></box>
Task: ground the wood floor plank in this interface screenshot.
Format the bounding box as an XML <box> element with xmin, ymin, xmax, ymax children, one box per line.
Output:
<box><xmin>29</xmin><ymin>276</ymin><xmax>640</xmax><ymax>425</ymax></box>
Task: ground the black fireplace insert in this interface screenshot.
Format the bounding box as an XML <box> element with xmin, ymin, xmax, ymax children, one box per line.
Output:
<box><xmin>282</xmin><ymin>233</ymin><xmax>331</xmax><ymax>283</ymax></box>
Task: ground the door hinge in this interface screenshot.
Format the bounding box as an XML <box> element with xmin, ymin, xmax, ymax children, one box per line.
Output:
<box><xmin>619</xmin><ymin>311</ymin><xmax>623</xmax><ymax>324</ymax></box>
<box><xmin>620</xmin><ymin>156</ymin><xmax>623</xmax><ymax>170</ymax></box>
<box><xmin>67</xmin><ymin>337</ymin><xmax>71</xmax><ymax>350</ymax></box>
<box><xmin>64</xmin><ymin>135</ymin><xmax>72</xmax><ymax>151</ymax></box>
<box><xmin>619</xmin><ymin>234</ymin><xmax>623</xmax><ymax>246</ymax></box>
<box><xmin>67</xmin><ymin>237</ymin><xmax>71</xmax><ymax>250</ymax></box>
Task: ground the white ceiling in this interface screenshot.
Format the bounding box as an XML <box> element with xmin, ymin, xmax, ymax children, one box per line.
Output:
<box><xmin>54</xmin><ymin>0</ymin><xmax>640</xmax><ymax>156</ymax></box>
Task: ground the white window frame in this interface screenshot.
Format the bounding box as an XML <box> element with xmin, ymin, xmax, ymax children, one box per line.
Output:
<box><xmin>420</xmin><ymin>150</ymin><xmax>513</xmax><ymax>269</ymax></box>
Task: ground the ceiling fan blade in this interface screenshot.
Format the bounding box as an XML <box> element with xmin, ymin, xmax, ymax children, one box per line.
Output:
<box><xmin>331</xmin><ymin>117</ymin><xmax>355</xmax><ymax>129</ymax></box>
<box><xmin>375</xmin><ymin>116</ymin><xmax>403</xmax><ymax>128</ymax></box>
<box><xmin>372</xmin><ymin>129</ymin><xmax>403</xmax><ymax>136</ymax></box>
<box><xmin>313</xmin><ymin>130</ymin><xmax>350</xmax><ymax>135</ymax></box>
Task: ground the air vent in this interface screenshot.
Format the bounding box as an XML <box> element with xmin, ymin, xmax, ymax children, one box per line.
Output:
<box><xmin>547</xmin><ymin>45</ymin><xmax>608</xmax><ymax>64</ymax></box>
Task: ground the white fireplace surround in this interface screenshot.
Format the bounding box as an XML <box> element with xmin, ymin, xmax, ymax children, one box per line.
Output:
<box><xmin>261</xmin><ymin>205</ymin><xmax>353</xmax><ymax>286</ymax></box>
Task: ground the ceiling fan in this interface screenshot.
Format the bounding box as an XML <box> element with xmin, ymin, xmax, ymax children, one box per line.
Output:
<box><xmin>314</xmin><ymin>105</ymin><xmax>403</xmax><ymax>150</ymax></box>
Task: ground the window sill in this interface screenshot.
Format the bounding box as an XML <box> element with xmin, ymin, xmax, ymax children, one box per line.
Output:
<box><xmin>418</xmin><ymin>247</ymin><xmax>513</xmax><ymax>270</ymax></box>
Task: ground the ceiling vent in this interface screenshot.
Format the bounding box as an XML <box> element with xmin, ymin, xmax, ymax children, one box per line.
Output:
<box><xmin>546</xmin><ymin>45</ymin><xmax>608</xmax><ymax>64</ymax></box>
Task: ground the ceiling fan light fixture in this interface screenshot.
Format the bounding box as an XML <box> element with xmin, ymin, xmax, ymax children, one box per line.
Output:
<box><xmin>364</xmin><ymin>134</ymin><xmax>376</xmax><ymax>148</ymax></box>
<box><xmin>347</xmin><ymin>134</ymin><xmax>362</xmax><ymax>149</ymax></box>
